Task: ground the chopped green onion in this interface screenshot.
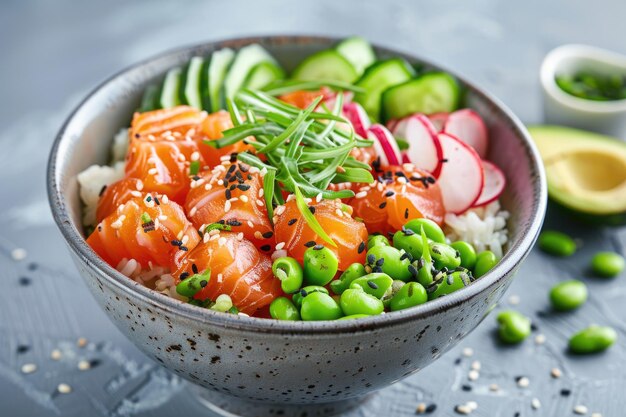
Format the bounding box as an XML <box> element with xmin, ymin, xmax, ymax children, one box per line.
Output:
<box><xmin>210</xmin><ymin>294</ymin><xmax>234</xmax><ymax>312</ymax></box>
<box><xmin>141</xmin><ymin>212</ymin><xmax>152</xmax><ymax>224</ymax></box>
<box><xmin>292</xmin><ymin>182</ymin><xmax>336</xmax><ymax>247</ymax></box>
<box><xmin>189</xmin><ymin>160</ymin><xmax>200</xmax><ymax>176</ymax></box>
<box><xmin>263</xmin><ymin>169</ymin><xmax>276</xmax><ymax>222</ymax></box>
<box><xmin>176</xmin><ymin>268</ymin><xmax>211</xmax><ymax>298</ymax></box>
<box><xmin>204</xmin><ymin>223</ymin><xmax>232</xmax><ymax>234</ymax></box>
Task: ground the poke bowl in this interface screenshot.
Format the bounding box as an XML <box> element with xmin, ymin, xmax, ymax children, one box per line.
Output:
<box><xmin>47</xmin><ymin>35</ymin><xmax>546</xmax><ymax>410</ymax></box>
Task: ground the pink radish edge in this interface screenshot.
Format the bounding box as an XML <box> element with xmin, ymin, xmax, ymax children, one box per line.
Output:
<box><xmin>391</xmin><ymin>114</ymin><xmax>444</xmax><ymax>178</ymax></box>
<box><xmin>368</xmin><ymin>124</ymin><xmax>402</xmax><ymax>166</ymax></box>
<box><xmin>343</xmin><ymin>102</ymin><xmax>371</xmax><ymax>138</ymax></box>
<box><xmin>473</xmin><ymin>160</ymin><xmax>506</xmax><ymax>207</ymax></box>
<box><xmin>443</xmin><ymin>109</ymin><xmax>489</xmax><ymax>158</ymax></box>
<box><xmin>436</xmin><ymin>132</ymin><xmax>485</xmax><ymax>214</ymax></box>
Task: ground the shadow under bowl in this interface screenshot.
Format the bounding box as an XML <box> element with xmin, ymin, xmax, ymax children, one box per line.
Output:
<box><xmin>47</xmin><ymin>35</ymin><xmax>546</xmax><ymax>406</ymax></box>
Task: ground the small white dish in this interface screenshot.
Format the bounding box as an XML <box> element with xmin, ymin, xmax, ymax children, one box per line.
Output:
<box><xmin>541</xmin><ymin>44</ymin><xmax>626</xmax><ymax>140</ymax></box>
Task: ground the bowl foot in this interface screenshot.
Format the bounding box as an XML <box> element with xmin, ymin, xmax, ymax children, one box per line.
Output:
<box><xmin>191</xmin><ymin>384</ymin><xmax>375</xmax><ymax>417</ymax></box>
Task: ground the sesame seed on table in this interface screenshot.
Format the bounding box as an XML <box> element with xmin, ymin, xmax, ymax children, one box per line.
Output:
<box><xmin>1</xmin><ymin>0</ymin><xmax>625</xmax><ymax>416</ymax></box>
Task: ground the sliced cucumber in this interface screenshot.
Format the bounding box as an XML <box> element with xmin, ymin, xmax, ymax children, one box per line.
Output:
<box><xmin>335</xmin><ymin>36</ymin><xmax>376</xmax><ymax>76</ymax></box>
<box><xmin>354</xmin><ymin>58</ymin><xmax>414</xmax><ymax>120</ymax></box>
<box><xmin>207</xmin><ymin>48</ymin><xmax>235</xmax><ymax>112</ymax></box>
<box><xmin>160</xmin><ymin>67</ymin><xmax>183</xmax><ymax>109</ymax></box>
<box><xmin>224</xmin><ymin>44</ymin><xmax>277</xmax><ymax>100</ymax></box>
<box><xmin>243</xmin><ymin>61</ymin><xmax>285</xmax><ymax>90</ymax></box>
<box><xmin>381</xmin><ymin>72</ymin><xmax>460</xmax><ymax>120</ymax></box>
<box><xmin>291</xmin><ymin>49</ymin><xmax>358</xmax><ymax>83</ymax></box>
<box><xmin>139</xmin><ymin>84</ymin><xmax>161</xmax><ymax>112</ymax></box>
<box><xmin>183</xmin><ymin>57</ymin><xmax>205</xmax><ymax>109</ymax></box>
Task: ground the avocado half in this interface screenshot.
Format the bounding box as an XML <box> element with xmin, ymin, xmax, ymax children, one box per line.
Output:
<box><xmin>528</xmin><ymin>125</ymin><xmax>626</xmax><ymax>225</ymax></box>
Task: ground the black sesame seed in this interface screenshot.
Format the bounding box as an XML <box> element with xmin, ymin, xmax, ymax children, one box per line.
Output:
<box><xmin>99</xmin><ymin>185</ymin><xmax>107</xmax><ymax>197</ymax></box>
<box><xmin>227</xmin><ymin>164</ymin><xmax>237</xmax><ymax>174</ymax></box>
<box><xmin>358</xmin><ymin>242</ymin><xmax>366</xmax><ymax>254</ymax></box>
<box><xmin>180</xmin><ymin>272</ymin><xmax>190</xmax><ymax>280</ymax></box>
<box><xmin>375</xmin><ymin>258</ymin><xmax>385</xmax><ymax>266</ymax></box>
<box><xmin>378</xmin><ymin>202</ymin><xmax>387</xmax><ymax>209</ymax></box>
<box><xmin>154</xmin><ymin>196</ymin><xmax>160</xmax><ymax>205</ymax></box>
<box><xmin>408</xmin><ymin>264</ymin><xmax>418</xmax><ymax>277</ymax></box>
<box><xmin>225</xmin><ymin>189</ymin><xmax>232</xmax><ymax>200</ymax></box>
<box><xmin>179</xmin><ymin>246</ymin><xmax>189</xmax><ymax>251</ymax></box>
<box><xmin>237</xmin><ymin>184</ymin><xmax>250</xmax><ymax>191</ymax></box>
<box><xmin>367</xmin><ymin>254</ymin><xmax>376</xmax><ymax>264</ymax></box>
<box><xmin>226</xmin><ymin>219</ymin><xmax>242</xmax><ymax>226</ymax></box>
<box><xmin>427</xmin><ymin>176</ymin><xmax>436</xmax><ymax>184</ymax></box>
<box><xmin>287</xmin><ymin>218</ymin><xmax>297</xmax><ymax>226</ymax></box>
<box><xmin>404</xmin><ymin>208</ymin><xmax>409</xmax><ymax>219</ymax></box>
<box><xmin>425</xmin><ymin>403</ymin><xmax>437</xmax><ymax>413</ymax></box>
<box><xmin>260</xmin><ymin>244</ymin><xmax>271</xmax><ymax>252</ymax></box>
<box><xmin>304</xmin><ymin>241</ymin><xmax>316</xmax><ymax>248</ymax></box>
<box><xmin>200</xmin><ymin>280</ymin><xmax>208</xmax><ymax>288</ymax></box>
<box><xmin>560</xmin><ymin>389</ymin><xmax>571</xmax><ymax>397</ymax></box>
<box><xmin>171</xmin><ymin>239</ymin><xmax>182</xmax><ymax>247</ymax></box>
<box><xmin>367</xmin><ymin>281</ymin><xmax>378</xmax><ymax>290</ymax></box>
<box><xmin>229</xmin><ymin>184</ymin><xmax>237</xmax><ymax>191</ymax></box>
<box><xmin>461</xmin><ymin>384</ymin><xmax>472</xmax><ymax>392</ymax></box>
<box><xmin>308</xmin><ymin>206</ymin><xmax>316</xmax><ymax>215</ymax></box>
<box><xmin>17</xmin><ymin>345</ymin><xmax>30</xmax><ymax>354</ymax></box>
<box><xmin>385</xmin><ymin>191</ymin><xmax>395</xmax><ymax>197</ymax></box>
<box><xmin>300</xmin><ymin>289</ymin><xmax>308</xmax><ymax>297</ymax></box>
<box><xmin>238</xmin><ymin>164</ymin><xmax>249</xmax><ymax>172</ymax></box>
<box><xmin>191</xmin><ymin>264</ymin><xmax>199</xmax><ymax>274</ymax></box>
<box><xmin>19</xmin><ymin>276</ymin><xmax>31</xmax><ymax>286</ymax></box>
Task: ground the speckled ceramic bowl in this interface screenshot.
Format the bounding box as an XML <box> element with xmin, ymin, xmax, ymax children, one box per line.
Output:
<box><xmin>48</xmin><ymin>36</ymin><xmax>546</xmax><ymax>410</ymax></box>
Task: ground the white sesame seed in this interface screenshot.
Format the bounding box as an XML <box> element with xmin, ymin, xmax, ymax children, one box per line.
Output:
<box><xmin>574</xmin><ymin>405</ymin><xmax>588</xmax><ymax>415</ymax></box>
<box><xmin>21</xmin><ymin>363</ymin><xmax>37</xmax><ymax>374</ymax></box>
<box><xmin>51</xmin><ymin>349</ymin><xmax>62</xmax><ymax>360</ymax></box>
<box><xmin>153</xmin><ymin>218</ymin><xmax>160</xmax><ymax>230</ymax></box>
<box><xmin>77</xmin><ymin>338</ymin><xmax>88</xmax><ymax>348</ymax></box>
<box><xmin>489</xmin><ymin>383</ymin><xmax>499</xmax><ymax>392</ymax></box>
<box><xmin>260</xmin><ymin>167</ymin><xmax>268</xmax><ymax>177</ymax></box>
<box><xmin>111</xmin><ymin>219</ymin><xmax>123</xmax><ymax>229</ymax></box>
<box><xmin>220</xmin><ymin>155</ymin><xmax>231</xmax><ymax>162</ymax></box>
<box><xmin>256</xmin><ymin>199</ymin><xmax>264</xmax><ymax>207</ymax></box>
<box><xmin>551</xmin><ymin>368</ymin><xmax>562</xmax><ymax>378</ymax></box>
<box><xmin>535</xmin><ymin>334</ymin><xmax>546</xmax><ymax>345</ymax></box>
<box><xmin>11</xmin><ymin>248</ymin><xmax>27</xmax><ymax>261</ymax></box>
<box><xmin>130</xmin><ymin>190</ymin><xmax>142</xmax><ymax>197</ymax></box>
<box><xmin>181</xmin><ymin>235</ymin><xmax>189</xmax><ymax>245</ymax></box>
<box><xmin>189</xmin><ymin>207</ymin><xmax>197</xmax><ymax>217</ymax></box>
<box><xmin>209</xmin><ymin>233</ymin><xmax>220</xmax><ymax>241</ymax></box>
<box><xmin>176</xmin><ymin>231</ymin><xmax>183</xmax><ymax>240</ymax></box>
<box><xmin>462</xmin><ymin>347</ymin><xmax>474</xmax><ymax>357</ymax></box>
<box><xmin>217</xmin><ymin>273</ymin><xmax>223</xmax><ymax>283</ymax></box>
<box><xmin>136</xmin><ymin>180</ymin><xmax>144</xmax><ymax>191</ymax></box>
<box><xmin>531</xmin><ymin>398</ymin><xmax>541</xmax><ymax>409</ymax></box>
<box><xmin>224</xmin><ymin>201</ymin><xmax>232</xmax><ymax>212</ymax></box>
<box><xmin>508</xmin><ymin>294</ymin><xmax>521</xmax><ymax>305</ymax></box>
<box><xmin>240</xmin><ymin>195</ymin><xmax>249</xmax><ymax>203</ymax></box>
<box><xmin>191</xmin><ymin>151</ymin><xmax>200</xmax><ymax>161</ymax></box>
<box><xmin>204</xmin><ymin>183</ymin><xmax>212</xmax><ymax>191</ymax></box>
<box><xmin>470</xmin><ymin>360</ymin><xmax>481</xmax><ymax>371</ymax></box>
<box><xmin>218</xmin><ymin>237</ymin><xmax>227</xmax><ymax>246</ymax></box>
<box><xmin>217</xmin><ymin>179</ymin><xmax>224</xmax><ymax>186</ymax></box>
<box><xmin>517</xmin><ymin>377</ymin><xmax>530</xmax><ymax>388</ymax></box>
<box><xmin>316</xmin><ymin>193</ymin><xmax>323</xmax><ymax>203</ymax></box>
<box><xmin>237</xmin><ymin>233</ymin><xmax>244</xmax><ymax>241</ymax></box>
<box><xmin>162</xmin><ymin>195</ymin><xmax>169</xmax><ymax>204</ymax></box>
<box><xmin>466</xmin><ymin>401</ymin><xmax>478</xmax><ymax>411</ymax></box>
<box><xmin>275</xmin><ymin>205</ymin><xmax>285</xmax><ymax>216</ymax></box>
<box><xmin>397</xmin><ymin>176</ymin><xmax>407</xmax><ymax>184</ymax></box>
<box><xmin>254</xmin><ymin>231</ymin><xmax>263</xmax><ymax>240</ymax></box>
<box><xmin>591</xmin><ymin>413</ymin><xmax>602</xmax><ymax>417</ymax></box>
<box><xmin>57</xmin><ymin>383</ymin><xmax>72</xmax><ymax>394</ymax></box>
<box><xmin>455</xmin><ymin>404</ymin><xmax>472</xmax><ymax>415</ymax></box>
<box><xmin>335</xmin><ymin>208</ymin><xmax>344</xmax><ymax>217</ymax></box>
<box><xmin>415</xmin><ymin>402</ymin><xmax>427</xmax><ymax>414</ymax></box>
<box><xmin>355</xmin><ymin>191</ymin><xmax>367</xmax><ymax>199</ymax></box>
<box><xmin>247</xmin><ymin>220</ymin><xmax>254</xmax><ymax>228</ymax></box>
<box><xmin>78</xmin><ymin>360</ymin><xmax>91</xmax><ymax>371</ymax></box>
<box><xmin>468</xmin><ymin>370</ymin><xmax>479</xmax><ymax>381</ymax></box>
<box><xmin>158</xmin><ymin>215</ymin><xmax>168</xmax><ymax>221</ymax></box>
<box><xmin>148</xmin><ymin>168</ymin><xmax>158</xmax><ymax>175</ymax></box>
<box><xmin>276</xmin><ymin>242</ymin><xmax>285</xmax><ymax>251</ymax></box>
<box><xmin>259</xmin><ymin>188</ymin><xmax>264</xmax><ymax>198</ymax></box>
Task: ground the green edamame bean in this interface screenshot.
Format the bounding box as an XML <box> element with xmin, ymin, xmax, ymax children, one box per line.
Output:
<box><xmin>330</xmin><ymin>263</ymin><xmax>366</xmax><ymax>295</ymax></box>
<box><xmin>269</xmin><ymin>297</ymin><xmax>301</xmax><ymax>320</ymax></box>
<box><xmin>591</xmin><ymin>251</ymin><xmax>625</xmax><ymax>277</ymax></box>
<box><xmin>496</xmin><ymin>310</ymin><xmax>531</xmax><ymax>344</ymax></box>
<box><xmin>414</xmin><ymin>227</ymin><xmax>435</xmax><ymax>287</ymax></box>
<box><xmin>338</xmin><ymin>314</ymin><xmax>371</xmax><ymax>320</ymax></box>
<box><xmin>451</xmin><ymin>241</ymin><xmax>477</xmax><ymax>270</ymax></box>
<box><xmin>382</xmin><ymin>280</ymin><xmax>406</xmax><ymax>308</ymax></box>
<box><xmin>303</xmin><ymin>246</ymin><xmax>339</xmax><ymax>286</ymax></box>
<box><xmin>538</xmin><ymin>230</ymin><xmax>576</xmax><ymax>257</ymax></box>
<box><xmin>474</xmin><ymin>251</ymin><xmax>498</xmax><ymax>278</ymax></box>
<box><xmin>569</xmin><ymin>325</ymin><xmax>617</xmax><ymax>354</ymax></box>
<box><xmin>404</xmin><ymin>218</ymin><xmax>446</xmax><ymax>243</ymax></box>
<box><xmin>339</xmin><ymin>287</ymin><xmax>384</xmax><ymax>316</ymax></box>
<box><xmin>272</xmin><ymin>257</ymin><xmax>303</xmax><ymax>294</ymax></box>
<box><xmin>390</xmin><ymin>281</ymin><xmax>427</xmax><ymax>311</ymax></box>
<box><xmin>300</xmin><ymin>292</ymin><xmax>343</xmax><ymax>321</ymax></box>
<box><xmin>550</xmin><ymin>280</ymin><xmax>587</xmax><ymax>311</ymax></box>
<box><xmin>292</xmin><ymin>286</ymin><xmax>329</xmax><ymax>309</ymax></box>
<box><xmin>350</xmin><ymin>273</ymin><xmax>393</xmax><ymax>299</ymax></box>
<box><xmin>392</xmin><ymin>229</ymin><xmax>425</xmax><ymax>259</ymax></box>
<box><xmin>429</xmin><ymin>242</ymin><xmax>462</xmax><ymax>270</ymax></box>
<box><xmin>367</xmin><ymin>234</ymin><xmax>390</xmax><ymax>250</ymax></box>
<box><xmin>366</xmin><ymin>245</ymin><xmax>412</xmax><ymax>281</ymax></box>
<box><xmin>427</xmin><ymin>269</ymin><xmax>471</xmax><ymax>300</ymax></box>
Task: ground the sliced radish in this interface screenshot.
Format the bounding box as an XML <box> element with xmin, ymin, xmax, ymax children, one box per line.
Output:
<box><xmin>391</xmin><ymin>114</ymin><xmax>444</xmax><ymax>177</ymax></box>
<box><xmin>436</xmin><ymin>133</ymin><xmax>484</xmax><ymax>214</ymax></box>
<box><xmin>401</xmin><ymin>152</ymin><xmax>410</xmax><ymax>164</ymax></box>
<box><xmin>473</xmin><ymin>160</ymin><xmax>506</xmax><ymax>207</ymax></box>
<box><xmin>368</xmin><ymin>124</ymin><xmax>402</xmax><ymax>166</ymax></box>
<box><xmin>343</xmin><ymin>102</ymin><xmax>371</xmax><ymax>137</ymax></box>
<box><xmin>428</xmin><ymin>112</ymin><xmax>449</xmax><ymax>131</ymax></box>
<box><xmin>443</xmin><ymin>109</ymin><xmax>488</xmax><ymax>158</ymax></box>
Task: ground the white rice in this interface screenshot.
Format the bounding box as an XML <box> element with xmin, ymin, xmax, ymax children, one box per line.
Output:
<box><xmin>444</xmin><ymin>200</ymin><xmax>509</xmax><ymax>259</ymax></box>
<box><xmin>77</xmin><ymin>161</ymin><xmax>125</xmax><ymax>226</ymax></box>
<box><xmin>111</xmin><ymin>128</ymin><xmax>130</xmax><ymax>163</ymax></box>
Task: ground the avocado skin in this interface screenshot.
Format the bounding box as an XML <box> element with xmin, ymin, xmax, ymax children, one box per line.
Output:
<box><xmin>528</xmin><ymin>125</ymin><xmax>626</xmax><ymax>226</ymax></box>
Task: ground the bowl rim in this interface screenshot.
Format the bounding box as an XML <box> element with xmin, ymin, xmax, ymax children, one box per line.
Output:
<box><xmin>48</xmin><ymin>34</ymin><xmax>547</xmax><ymax>335</ymax></box>
<box><xmin>540</xmin><ymin>43</ymin><xmax>626</xmax><ymax>113</ymax></box>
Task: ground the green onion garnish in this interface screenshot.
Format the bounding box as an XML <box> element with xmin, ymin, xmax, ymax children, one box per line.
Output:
<box><xmin>141</xmin><ymin>212</ymin><xmax>152</xmax><ymax>224</ymax></box>
<box><xmin>204</xmin><ymin>223</ymin><xmax>232</xmax><ymax>234</ymax></box>
<box><xmin>189</xmin><ymin>160</ymin><xmax>200</xmax><ymax>176</ymax></box>
<box><xmin>176</xmin><ymin>268</ymin><xmax>211</xmax><ymax>298</ymax></box>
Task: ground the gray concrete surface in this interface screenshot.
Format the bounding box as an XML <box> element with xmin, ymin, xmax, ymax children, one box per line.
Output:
<box><xmin>1</xmin><ymin>0</ymin><xmax>625</xmax><ymax>416</ymax></box>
